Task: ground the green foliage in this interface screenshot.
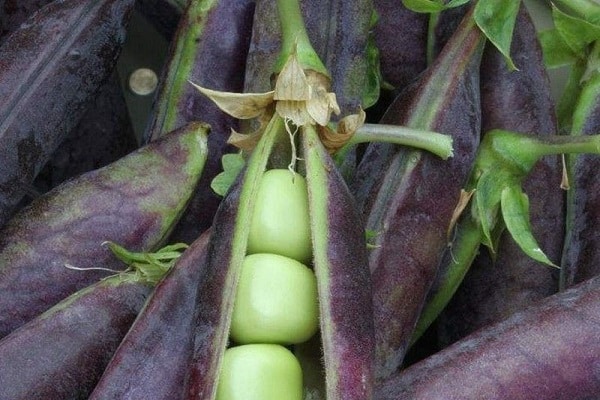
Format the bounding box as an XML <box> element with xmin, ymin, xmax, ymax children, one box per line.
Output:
<box><xmin>211</xmin><ymin>153</ymin><xmax>245</xmax><ymax>197</ymax></box>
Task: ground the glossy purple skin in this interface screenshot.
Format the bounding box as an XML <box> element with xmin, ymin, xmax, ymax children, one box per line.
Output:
<box><xmin>437</xmin><ymin>5</ymin><xmax>564</xmax><ymax>345</ymax></box>
<box><xmin>0</xmin><ymin>276</ymin><xmax>151</xmax><ymax>400</ymax></box>
<box><xmin>144</xmin><ymin>0</ymin><xmax>255</xmax><ymax>244</ymax></box>
<box><xmin>0</xmin><ymin>123</ymin><xmax>206</xmax><ymax>339</ymax></box>
<box><xmin>0</xmin><ymin>0</ymin><xmax>134</xmax><ymax>229</ymax></box>
<box><xmin>375</xmin><ymin>275</ymin><xmax>600</xmax><ymax>400</ymax></box>
<box><xmin>353</xmin><ymin>9</ymin><xmax>483</xmax><ymax>381</ymax></box>
<box><xmin>89</xmin><ymin>230</ymin><xmax>211</xmax><ymax>400</ymax></box>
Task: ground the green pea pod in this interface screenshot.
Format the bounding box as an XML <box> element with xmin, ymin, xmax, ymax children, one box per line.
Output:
<box><xmin>302</xmin><ymin>125</ymin><xmax>374</xmax><ymax>399</ymax></box>
<box><xmin>353</xmin><ymin>5</ymin><xmax>484</xmax><ymax>380</ymax></box>
<box><xmin>0</xmin><ymin>122</ymin><xmax>208</xmax><ymax>339</ymax></box>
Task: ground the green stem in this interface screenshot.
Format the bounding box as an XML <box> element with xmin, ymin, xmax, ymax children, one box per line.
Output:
<box><xmin>527</xmin><ymin>134</ymin><xmax>600</xmax><ymax>157</ymax></box>
<box><xmin>410</xmin><ymin>217</ymin><xmax>483</xmax><ymax>345</ymax></box>
<box><xmin>334</xmin><ymin>123</ymin><xmax>454</xmax><ymax>165</ymax></box>
<box><xmin>275</xmin><ymin>0</ymin><xmax>328</xmax><ymax>75</ymax></box>
<box><xmin>426</xmin><ymin>11</ymin><xmax>441</xmax><ymax>66</ymax></box>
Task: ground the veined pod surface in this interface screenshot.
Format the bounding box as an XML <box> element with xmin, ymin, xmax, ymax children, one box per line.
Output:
<box><xmin>375</xmin><ymin>275</ymin><xmax>600</xmax><ymax>400</ymax></box>
<box><xmin>436</xmin><ymin>4</ymin><xmax>564</xmax><ymax>345</ymax></box>
<box><xmin>0</xmin><ymin>0</ymin><xmax>135</xmax><ymax>228</ymax></box>
<box><xmin>144</xmin><ymin>0</ymin><xmax>255</xmax><ymax>243</ymax></box>
<box><xmin>90</xmin><ymin>230</ymin><xmax>211</xmax><ymax>400</ymax></box>
<box><xmin>0</xmin><ymin>273</ymin><xmax>153</xmax><ymax>400</ymax></box>
<box><xmin>0</xmin><ymin>122</ymin><xmax>208</xmax><ymax>339</ymax></box>
<box><xmin>354</xmin><ymin>7</ymin><xmax>483</xmax><ymax>380</ymax></box>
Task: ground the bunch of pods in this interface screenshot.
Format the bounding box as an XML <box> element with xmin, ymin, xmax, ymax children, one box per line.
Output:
<box><xmin>2</xmin><ymin>0</ymin><xmax>600</xmax><ymax>399</ymax></box>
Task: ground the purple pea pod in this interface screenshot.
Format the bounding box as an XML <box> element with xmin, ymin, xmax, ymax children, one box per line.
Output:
<box><xmin>143</xmin><ymin>0</ymin><xmax>255</xmax><ymax>243</ymax></box>
<box><xmin>31</xmin><ymin>72</ymin><xmax>137</xmax><ymax>197</ymax></box>
<box><xmin>0</xmin><ymin>262</ymin><xmax>164</xmax><ymax>400</ymax></box>
<box><xmin>372</xmin><ymin>0</ymin><xmax>428</xmax><ymax>93</ymax></box>
<box><xmin>437</xmin><ymin>4</ymin><xmax>564</xmax><ymax>345</ymax></box>
<box><xmin>353</xmin><ymin>6</ymin><xmax>483</xmax><ymax>380</ymax></box>
<box><xmin>0</xmin><ymin>0</ymin><xmax>135</xmax><ymax>228</ymax></box>
<box><xmin>375</xmin><ymin>275</ymin><xmax>600</xmax><ymax>400</ymax></box>
<box><xmin>0</xmin><ymin>122</ymin><xmax>208</xmax><ymax>339</ymax></box>
<box><xmin>0</xmin><ymin>3</ymin><xmax>137</xmax><ymax>205</ymax></box>
<box><xmin>89</xmin><ymin>230</ymin><xmax>211</xmax><ymax>400</ymax></box>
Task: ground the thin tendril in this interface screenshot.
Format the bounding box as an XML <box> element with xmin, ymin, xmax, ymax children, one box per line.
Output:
<box><xmin>284</xmin><ymin>117</ymin><xmax>300</xmax><ymax>176</ymax></box>
<box><xmin>64</xmin><ymin>264</ymin><xmax>123</xmax><ymax>274</ymax></box>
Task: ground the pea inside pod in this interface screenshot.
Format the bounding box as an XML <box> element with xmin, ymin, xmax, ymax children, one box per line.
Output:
<box><xmin>220</xmin><ymin>169</ymin><xmax>317</xmax><ymax>398</ymax></box>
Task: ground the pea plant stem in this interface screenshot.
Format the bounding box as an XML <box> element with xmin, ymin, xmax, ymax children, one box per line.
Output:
<box><xmin>274</xmin><ymin>0</ymin><xmax>327</xmax><ymax>75</ymax></box>
<box><xmin>334</xmin><ymin>123</ymin><xmax>454</xmax><ymax>164</ymax></box>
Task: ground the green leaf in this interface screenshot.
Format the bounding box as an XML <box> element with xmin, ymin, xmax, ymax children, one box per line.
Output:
<box><xmin>211</xmin><ymin>153</ymin><xmax>246</xmax><ymax>196</ymax></box>
<box><xmin>402</xmin><ymin>0</ymin><xmax>446</xmax><ymax>13</ymax></box>
<box><xmin>500</xmin><ymin>186</ymin><xmax>558</xmax><ymax>267</ymax></box>
<box><xmin>474</xmin><ymin>0</ymin><xmax>520</xmax><ymax>71</ymax></box>
<box><xmin>553</xmin><ymin>4</ymin><xmax>600</xmax><ymax>57</ymax></box>
<box><xmin>538</xmin><ymin>28</ymin><xmax>578</xmax><ymax>68</ymax></box>
<box><xmin>362</xmin><ymin>11</ymin><xmax>383</xmax><ymax>109</ymax></box>
<box><xmin>474</xmin><ymin>171</ymin><xmax>504</xmax><ymax>250</ymax></box>
<box><xmin>402</xmin><ymin>0</ymin><xmax>470</xmax><ymax>13</ymax></box>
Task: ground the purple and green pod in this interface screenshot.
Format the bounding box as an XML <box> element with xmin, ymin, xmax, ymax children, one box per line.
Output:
<box><xmin>353</xmin><ymin>6</ymin><xmax>483</xmax><ymax>380</ymax></box>
<box><xmin>0</xmin><ymin>122</ymin><xmax>208</xmax><ymax>339</ymax></box>
<box><xmin>185</xmin><ymin>116</ymin><xmax>374</xmax><ymax>399</ymax></box>
<box><xmin>0</xmin><ymin>0</ymin><xmax>135</xmax><ymax>228</ymax></box>
<box><xmin>375</xmin><ymin>275</ymin><xmax>600</xmax><ymax>400</ymax></box>
<box><xmin>89</xmin><ymin>230</ymin><xmax>211</xmax><ymax>400</ymax></box>
<box><xmin>437</xmin><ymin>4</ymin><xmax>564</xmax><ymax>345</ymax></box>
<box><xmin>0</xmin><ymin>262</ymin><xmax>162</xmax><ymax>400</ymax></box>
<box><xmin>143</xmin><ymin>0</ymin><xmax>255</xmax><ymax>243</ymax></box>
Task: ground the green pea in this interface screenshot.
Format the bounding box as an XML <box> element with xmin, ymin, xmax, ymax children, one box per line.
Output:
<box><xmin>247</xmin><ymin>169</ymin><xmax>312</xmax><ymax>264</ymax></box>
<box><xmin>216</xmin><ymin>344</ymin><xmax>303</xmax><ymax>400</ymax></box>
<box><xmin>230</xmin><ymin>253</ymin><xmax>319</xmax><ymax>345</ymax></box>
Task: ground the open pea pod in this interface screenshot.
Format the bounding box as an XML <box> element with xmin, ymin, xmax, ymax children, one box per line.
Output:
<box><xmin>186</xmin><ymin>117</ymin><xmax>374</xmax><ymax>399</ymax></box>
<box><xmin>185</xmin><ymin>116</ymin><xmax>285</xmax><ymax>399</ymax></box>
